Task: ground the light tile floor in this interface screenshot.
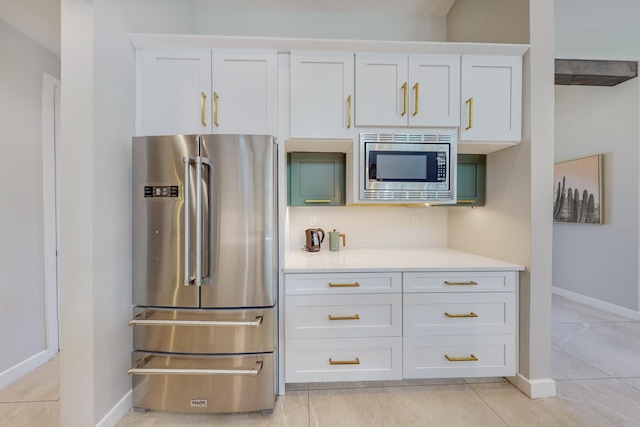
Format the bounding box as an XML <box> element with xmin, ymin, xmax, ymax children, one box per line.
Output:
<box><xmin>2</xmin><ymin>295</ymin><xmax>640</xmax><ymax>426</ymax></box>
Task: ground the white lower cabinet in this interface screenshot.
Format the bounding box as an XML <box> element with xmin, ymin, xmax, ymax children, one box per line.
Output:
<box><xmin>283</xmin><ymin>270</ymin><xmax>517</xmax><ymax>383</ymax></box>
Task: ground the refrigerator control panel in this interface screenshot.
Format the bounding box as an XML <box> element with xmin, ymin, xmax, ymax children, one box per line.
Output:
<box><xmin>144</xmin><ymin>186</ymin><xmax>179</xmax><ymax>198</ymax></box>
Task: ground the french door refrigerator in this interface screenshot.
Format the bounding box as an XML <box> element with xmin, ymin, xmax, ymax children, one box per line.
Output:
<box><xmin>129</xmin><ymin>134</ymin><xmax>277</xmax><ymax>414</ymax></box>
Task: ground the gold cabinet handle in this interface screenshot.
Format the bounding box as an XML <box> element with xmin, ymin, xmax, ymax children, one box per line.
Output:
<box><xmin>456</xmin><ymin>200</ymin><xmax>477</xmax><ymax>204</ymax></box>
<box><xmin>328</xmin><ymin>314</ymin><xmax>360</xmax><ymax>321</ymax></box>
<box><xmin>445</xmin><ymin>312</ymin><xmax>478</xmax><ymax>318</ymax></box>
<box><xmin>412</xmin><ymin>82</ymin><xmax>419</xmax><ymax>117</ymax></box>
<box><xmin>328</xmin><ymin>282</ymin><xmax>360</xmax><ymax>288</ymax></box>
<box><xmin>465</xmin><ymin>97</ymin><xmax>473</xmax><ymax>130</ymax></box>
<box><xmin>329</xmin><ymin>357</ymin><xmax>360</xmax><ymax>365</ymax></box>
<box><xmin>213</xmin><ymin>92</ymin><xmax>219</xmax><ymax>127</ymax></box>
<box><xmin>304</xmin><ymin>199</ymin><xmax>331</xmax><ymax>203</ymax></box>
<box><xmin>347</xmin><ymin>95</ymin><xmax>352</xmax><ymax>129</ymax></box>
<box><xmin>445</xmin><ymin>354</ymin><xmax>478</xmax><ymax>362</ymax></box>
<box><xmin>401</xmin><ymin>82</ymin><xmax>408</xmax><ymax>116</ymax></box>
<box><xmin>200</xmin><ymin>92</ymin><xmax>207</xmax><ymax>127</ymax></box>
<box><xmin>444</xmin><ymin>281</ymin><xmax>478</xmax><ymax>286</ymax></box>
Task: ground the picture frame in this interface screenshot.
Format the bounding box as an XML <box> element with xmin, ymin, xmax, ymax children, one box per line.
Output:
<box><xmin>553</xmin><ymin>154</ymin><xmax>603</xmax><ymax>224</ymax></box>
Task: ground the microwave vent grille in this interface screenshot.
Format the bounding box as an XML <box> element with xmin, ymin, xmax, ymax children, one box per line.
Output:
<box><xmin>362</xmin><ymin>190</ymin><xmax>453</xmax><ymax>202</ymax></box>
<box><xmin>361</xmin><ymin>133</ymin><xmax>454</xmax><ymax>144</ymax></box>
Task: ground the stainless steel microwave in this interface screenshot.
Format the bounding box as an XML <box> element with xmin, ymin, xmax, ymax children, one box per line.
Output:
<box><xmin>359</xmin><ymin>132</ymin><xmax>457</xmax><ymax>204</ymax></box>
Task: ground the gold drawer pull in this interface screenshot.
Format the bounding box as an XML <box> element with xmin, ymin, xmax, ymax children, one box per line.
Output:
<box><xmin>445</xmin><ymin>312</ymin><xmax>478</xmax><ymax>318</ymax></box>
<box><xmin>304</xmin><ymin>199</ymin><xmax>331</xmax><ymax>203</ymax></box>
<box><xmin>329</xmin><ymin>357</ymin><xmax>360</xmax><ymax>365</ymax></box>
<box><xmin>444</xmin><ymin>281</ymin><xmax>478</xmax><ymax>286</ymax></box>
<box><xmin>445</xmin><ymin>354</ymin><xmax>478</xmax><ymax>362</ymax></box>
<box><xmin>328</xmin><ymin>314</ymin><xmax>360</xmax><ymax>321</ymax></box>
<box><xmin>328</xmin><ymin>282</ymin><xmax>360</xmax><ymax>288</ymax></box>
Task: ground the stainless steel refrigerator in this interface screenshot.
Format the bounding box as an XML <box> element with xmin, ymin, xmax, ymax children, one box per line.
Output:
<box><xmin>129</xmin><ymin>134</ymin><xmax>277</xmax><ymax>414</ymax></box>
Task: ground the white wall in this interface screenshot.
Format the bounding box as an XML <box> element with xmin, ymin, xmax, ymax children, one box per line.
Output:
<box><xmin>554</xmin><ymin>81</ymin><xmax>639</xmax><ymax>311</ymax></box>
<box><xmin>288</xmin><ymin>207</ymin><xmax>448</xmax><ymax>250</ymax></box>
<box><xmin>0</xmin><ymin>18</ymin><xmax>60</xmax><ymax>385</ymax></box>
<box><xmin>194</xmin><ymin>7</ymin><xmax>447</xmax><ymax>42</ymax></box>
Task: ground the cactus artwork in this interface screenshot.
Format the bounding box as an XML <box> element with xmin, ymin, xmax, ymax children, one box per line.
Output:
<box><xmin>553</xmin><ymin>155</ymin><xmax>603</xmax><ymax>224</ymax></box>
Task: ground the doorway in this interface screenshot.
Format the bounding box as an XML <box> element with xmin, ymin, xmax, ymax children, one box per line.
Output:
<box><xmin>42</xmin><ymin>72</ymin><xmax>60</xmax><ymax>356</ymax></box>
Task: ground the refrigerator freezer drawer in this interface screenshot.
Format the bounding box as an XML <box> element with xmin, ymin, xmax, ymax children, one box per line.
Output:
<box><xmin>131</xmin><ymin>307</ymin><xmax>275</xmax><ymax>354</ymax></box>
<box><xmin>130</xmin><ymin>352</ymin><xmax>275</xmax><ymax>414</ymax></box>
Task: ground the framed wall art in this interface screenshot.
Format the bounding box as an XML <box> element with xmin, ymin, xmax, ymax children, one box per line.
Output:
<box><xmin>553</xmin><ymin>154</ymin><xmax>603</xmax><ymax>224</ymax></box>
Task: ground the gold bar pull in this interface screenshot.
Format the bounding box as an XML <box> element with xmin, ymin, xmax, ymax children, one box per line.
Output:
<box><xmin>328</xmin><ymin>314</ymin><xmax>360</xmax><ymax>321</ymax></box>
<box><xmin>456</xmin><ymin>200</ymin><xmax>477</xmax><ymax>204</ymax></box>
<box><xmin>328</xmin><ymin>282</ymin><xmax>360</xmax><ymax>288</ymax></box>
<box><xmin>465</xmin><ymin>97</ymin><xmax>473</xmax><ymax>130</ymax></box>
<box><xmin>401</xmin><ymin>82</ymin><xmax>408</xmax><ymax>116</ymax></box>
<box><xmin>412</xmin><ymin>82</ymin><xmax>419</xmax><ymax>116</ymax></box>
<box><xmin>213</xmin><ymin>92</ymin><xmax>219</xmax><ymax>127</ymax></box>
<box><xmin>445</xmin><ymin>312</ymin><xmax>478</xmax><ymax>318</ymax></box>
<box><xmin>445</xmin><ymin>354</ymin><xmax>478</xmax><ymax>362</ymax></box>
<box><xmin>329</xmin><ymin>357</ymin><xmax>360</xmax><ymax>365</ymax></box>
<box><xmin>200</xmin><ymin>92</ymin><xmax>207</xmax><ymax>127</ymax></box>
<box><xmin>347</xmin><ymin>95</ymin><xmax>352</xmax><ymax>128</ymax></box>
<box><xmin>304</xmin><ymin>199</ymin><xmax>331</xmax><ymax>203</ymax></box>
<box><xmin>444</xmin><ymin>280</ymin><xmax>478</xmax><ymax>286</ymax></box>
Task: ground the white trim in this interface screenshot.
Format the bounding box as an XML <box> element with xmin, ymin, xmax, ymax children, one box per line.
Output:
<box><xmin>508</xmin><ymin>373</ymin><xmax>556</xmax><ymax>399</ymax></box>
<box><xmin>42</xmin><ymin>72</ymin><xmax>61</xmax><ymax>354</ymax></box>
<box><xmin>0</xmin><ymin>350</ymin><xmax>52</xmax><ymax>389</ymax></box>
<box><xmin>552</xmin><ymin>286</ymin><xmax>640</xmax><ymax>321</ymax></box>
<box><xmin>95</xmin><ymin>390</ymin><xmax>132</xmax><ymax>427</ymax></box>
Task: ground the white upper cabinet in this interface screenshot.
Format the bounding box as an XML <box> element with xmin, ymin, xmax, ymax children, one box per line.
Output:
<box><xmin>354</xmin><ymin>53</ymin><xmax>460</xmax><ymax>128</ymax></box>
<box><xmin>138</xmin><ymin>48</ymin><xmax>277</xmax><ymax>136</ymax></box>
<box><xmin>211</xmin><ymin>50</ymin><xmax>278</xmax><ymax>135</ymax></box>
<box><xmin>459</xmin><ymin>55</ymin><xmax>522</xmax><ymax>143</ymax></box>
<box><xmin>290</xmin><ymin>51</ymin><xmax>355</xmax><ymax>139</ymax></box>
<box><xmin>141</xmin><ymin>48</ymin><xmax>212</xmax><ymax>135</ymax></box>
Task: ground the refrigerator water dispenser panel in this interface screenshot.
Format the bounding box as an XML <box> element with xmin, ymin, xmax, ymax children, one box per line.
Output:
<box><xmin>144</xmin><ymin>185</ymin><xmax>179</xmax><ymax>198</ymax></box>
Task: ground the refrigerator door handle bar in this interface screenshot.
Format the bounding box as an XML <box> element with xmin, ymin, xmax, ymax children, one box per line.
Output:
<box><xmin>129</xmin><ymin>312</ymin><xmax>264</xmax><ymax>327</ymax></box>
<box><xmin>183</xmin><ymin>156</ymin><xmax>195</xmax><ymax>286</ymax></box>
<box><xmin>129</xmin><ymin>360</ymin><xmax>263</xmax><ymax>377</ymax></box>
<box><xmin>199</xmin><ymin>155</ymin><xmax>214</xmax><ymax>286</ymax></box>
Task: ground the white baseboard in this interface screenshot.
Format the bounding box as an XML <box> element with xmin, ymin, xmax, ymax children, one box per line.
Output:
<box><xmin>552</xmin><ymin>287</ymin><xmax>640</xmax><ymax>320</ymax></box>
<box><xmin>0</xmin><ymin>348</ymin><xmax>56</xmax><ymax>390</ymax></box>
<box><xmin>508</xmin><ymin>374</ymin><xmax>556</xmax><ymax>399</ymax></box>
<box><xmin>95</xmin><ymin>389</ymin><xmax>132</xmax><ymax>427</ymax></box>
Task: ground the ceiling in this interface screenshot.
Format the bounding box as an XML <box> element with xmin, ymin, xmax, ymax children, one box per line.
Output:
<box><xmin>0</xmin><ymin>0</ymin><xmax>457</xmax><ymax>59</ymax></box>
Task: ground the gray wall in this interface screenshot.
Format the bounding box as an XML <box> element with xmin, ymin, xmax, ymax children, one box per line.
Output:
<box><xmin>554</xmin><ymin>0</ymin><xmax>640</xmax><ymax>314</ymax></box>
<box><xmin>554</xmin><ymin>81</ymin><xmax>639</xmax><ymax>311</ymax></box>
<box><xmin>0</xmin><ymin>18</ymin><xmax>59</xmax><ymax>380</ymax></box>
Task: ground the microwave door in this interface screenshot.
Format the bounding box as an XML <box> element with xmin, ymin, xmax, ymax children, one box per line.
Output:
<box><xmin>132</xmin><ymin>135</ymin><xmax>200</xmax><ymax>308</ymax></box>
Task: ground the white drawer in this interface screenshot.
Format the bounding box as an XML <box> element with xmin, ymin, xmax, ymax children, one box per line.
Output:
<box><xmin>285</xmin><ymin>272</ymin><xmax>401</xmax><ymax>295</ymax></box>
<box><xmin>285</xmin><ymin>337</ymin><xmax>403</xmax><ymax>383</ymax></box>
<box><xmin>403</xmin><ymin>292</ymin><xmax>515</xmax><ymax>336</ymax></box>
<box><xmin>403</xmin><ymin>271</ymin><xmax>516</xmax><ymax>293</ymax></box>
<box><xmin>285</xmin><ymin>294</ymin><xmax>402</xmax><ymax>339</ymax></box>
<box><xmin>403</xmin><ymin>335</ymin><xmax>516</xmax><ymax>378</ymax></box>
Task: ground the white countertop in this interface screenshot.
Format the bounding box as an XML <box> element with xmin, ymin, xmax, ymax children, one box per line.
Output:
<box><xmin>284</xmin><ymin>247</ymin><xmax>525</xmax><ymax>273</ymax></box>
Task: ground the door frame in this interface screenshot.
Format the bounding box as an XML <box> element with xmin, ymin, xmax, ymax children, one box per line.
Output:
<box><xmin>42</xmin><ymin>72</ymin><xmax>60</xmax><ymax>356</ymax></box>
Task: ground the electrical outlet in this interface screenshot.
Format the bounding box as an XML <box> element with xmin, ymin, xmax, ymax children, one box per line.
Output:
<box><xmin>309</xmin><ymin>215</ymin><xmax>317</xmax><ymax>226</ymax></box>
<box><xmin>411</xmin><ymin>215</ymin><xmax>419</xmax><ymax>227</ymax></box>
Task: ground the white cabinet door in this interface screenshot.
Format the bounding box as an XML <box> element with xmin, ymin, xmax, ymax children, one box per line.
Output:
<box><xmin>408</xmin><ymin>54</ymin><xmax>460</xmax><ymax>127</ymax></box>
<box><xmin>460</xmin><ymin>55</ymin><xmax>522</xmax><ymax>142</ymax></box>
<box><xmin>141</xmin><ymin>48</ymin><xmax>212</xmax><ymax>135</ymax></box>
<box><xmin>355</xmin><ymin>53</ymin><xmax>408</xmax><ymax>127</ymax></box>
<box><xmin>211</xmin><ymin>50</ymin><xmax>278</xmax><ymax>135</ymax></box>
<box><xmin>355</xmin><ymin>53</ymin><xmax>460</xmax><ymax>128</ymax></box>
<box><xmin>290</xmin><ymin>51</ymin><xmax>354</xmax><ymax>139</ymax></box>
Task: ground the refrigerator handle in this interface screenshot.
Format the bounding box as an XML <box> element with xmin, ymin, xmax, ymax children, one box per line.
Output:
<box><xmin>199</xmin><ymin>155</ymin><xmax>214</xmax><ymax>285</ymax></box>
<box><xmin>195</xmin><ymin>155</ymin><xmax>214</xmax><ymax>287</ymax></box>
<box><xmin>183</xmin><ymin>156</ymin><xmax>195</xmax><ymax>286</ymax></box>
